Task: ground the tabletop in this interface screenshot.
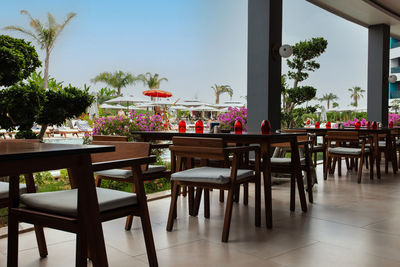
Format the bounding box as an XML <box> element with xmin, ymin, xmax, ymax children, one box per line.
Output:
<box><xmin>0</xmin><ymin>142</ymin><xmax>115</xmax><ymax>161</ymax></box>
<box><xmin>294</xmin><ymin>127</ymin><xmax>394</xmax><ymax>133</ymax></box>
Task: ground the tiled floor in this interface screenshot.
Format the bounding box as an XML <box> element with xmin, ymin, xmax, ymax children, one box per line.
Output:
<box><xmin>2</xmin><ymin>163</ymin><xmax>400</xmax><ymax>266</ymax></box>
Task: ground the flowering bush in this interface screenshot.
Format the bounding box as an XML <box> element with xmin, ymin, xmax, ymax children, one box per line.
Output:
<box><xmin>92</xmin><ymin>111</ymin><xmax>163</xmax><ymax>137</ymax></box>
<box><xmin>218</xmin><ymin>106</ymin><xmax>247</xmax><ymax>131</ymax></box>
<box><xmin>342</xmin><ymin>113</ymin><xmax>400</xmax><ymax>127</ymax></box>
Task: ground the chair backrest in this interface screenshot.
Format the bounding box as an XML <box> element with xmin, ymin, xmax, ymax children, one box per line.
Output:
<box><xmin>272</xmin><ymin>131</ymin><xmax>309</xmax><ymax>148</ymax></box>
<box><xmin>91</xmin><ymin>141</ymin><xmax>151</xmax><ymax>171</ymax></box>
<box><xmin>170</xmin><ymin>137</ymin><xmax>225</xmax><ymax>161</ymax></box>
<box><xmin>325</xmin><ymin>131</ymin><xmax>359</xmax><ymax>142</ymax></box>
<box><xmin>92</xmin><ymin>135</ymin><xmax>128</xmax><ymax>142</ymax></box>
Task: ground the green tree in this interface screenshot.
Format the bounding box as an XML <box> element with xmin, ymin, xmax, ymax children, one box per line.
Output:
<box><xmin>138</xmin><ymin>72</ymin><xmax>168</xmax><ymax>89</ymax></box>
<box><xmin>348</xmin><ymin>86</ymin><xmax>365</xmax><ymax>107</ymax></box>
<box><xmin>96</xmin><ymin>87</ymin><xmax>118</xmax><ymax>104</ymax></box>
<box><xmin>282</xmin><ymin>37</ymin><xmax>327</xmax><ymax>128</ymax></box>
<box><xmin>4</xmin><ymin>10</ymin><xmax>76</xmax><ymax>89</ymax></box>
<box><xmin>211</xmin><ymin>84</ymin><xmax>233</xmax><ymax>104</ymax></box>
<box><xmin>319</xmin><ymin>93</ymin><xmax>338</xmax><ymax>109</ymax></box>
<box><xmin>0</xmin><ymin>35</ymin><xmax>41</xmax><ymax>87</ymax></box>
<box><xmin>0</xmin><ymin>77</ymin><xmax>93</xmax><ymax>139</ymax></box>
<box><xmin>332</xmin><ymin>102</ymin><xmax>339</xmax><ymax>108</ymax></box>
<box><xmin>91</xmin><ymin>70</ymin><xmax>138</xmax><ymax>96</ymax></box>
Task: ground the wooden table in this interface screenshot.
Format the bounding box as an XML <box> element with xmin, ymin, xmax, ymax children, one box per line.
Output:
<box><xmin>295</xmin><ymin>127</ymin><xmax>398</xmax><ymax>177</ymax></box>
<box><xmin>130</xmin><ymin>131</ymin><xmax>308</xmax><ymax>228</ymax></box>
<box><xmin>0</xmin><ymin>142</ymin><xmax>114</xmax><ymax>267</ymax></box>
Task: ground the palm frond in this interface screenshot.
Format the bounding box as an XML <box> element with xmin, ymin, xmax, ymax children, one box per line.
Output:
<box><xmin>2</xmin><ymin>26</ymin><xmax>40</xmax><ymax>43</ymax></box>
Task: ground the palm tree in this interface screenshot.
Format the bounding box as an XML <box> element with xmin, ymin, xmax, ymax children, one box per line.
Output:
<box><xmin>91</xmin><ymin>70</ymin><xmax>138</xmax><ymax>96</ymax></box>
<box><xmin>348</xmin><ymin>86</ymin><xmax>365</xmax><ymax>107</ymax></box>
<box><xmin>4</xmin><ymin>10</ymin><xmax>76</xmax><ymax>89</ymax></box>
<box><xmin>138</xmin><ymin>72</ymin><xmax>168</xmax><ymax>89</ymax></box>
<box><xmin>319</xmin><ymin>93</ymin><xmax>338</xmax><ymax>109</ymax></box>
<box><xmin>212</xmin><ymin>84</ymin><xmax>233</xmax><ymax>104</ymax></box>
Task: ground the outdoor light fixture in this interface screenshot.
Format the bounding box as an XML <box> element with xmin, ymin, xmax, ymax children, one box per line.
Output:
<box><xmin>279</xmin><ymin>44</ymin><xmax>293</xmax><ymax>58</ymax></box>
<box><xmin>389</xmin><ymin>74</ymin><xmax>397</xmax><ymax>83</ymax></box>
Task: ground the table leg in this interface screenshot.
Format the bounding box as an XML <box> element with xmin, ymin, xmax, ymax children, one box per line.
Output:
<box><xmin>291</xmin><ymin>139</ymin><xmax>307</xmax><ymax>212</ymax></box>
<box><xmin>71</xmin><ymin>154</ymin><xmax>108</xmax><ymax>267</ymax></box>
<box><xmin>7</xmin><ymin>175</ymin><xmax>20</xmax><ymax>267</ymax></box>
<box><xmin>262</xmin><ymin>144</ymin><xmax>272</xmax><ymax>229</ymax></box>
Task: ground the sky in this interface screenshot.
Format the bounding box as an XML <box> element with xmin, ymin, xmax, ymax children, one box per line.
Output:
<box><xmin>0</xmin><ymin>0</ymin><xmax>368</xmax><ymax>108</ymax></box>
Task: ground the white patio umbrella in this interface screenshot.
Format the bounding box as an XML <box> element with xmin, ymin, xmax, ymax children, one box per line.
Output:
<box><xmin>106</xmin><ymin>95</ymin><xmax>150</xmax><ymax>105</ymax></box>
<box><xmin>170</xmin><ymin>105</ymin><xmax>189</xmax><ymax>111</ymax></box>
<box><xmin>191</xmin><ymin>105</ymin><xmax>220</xmax><ymax>112</ymax></box>
<box><xmin>99</xmin><ymin>103</ymin><xmax>126</xmax><ymax>109</ymax></box>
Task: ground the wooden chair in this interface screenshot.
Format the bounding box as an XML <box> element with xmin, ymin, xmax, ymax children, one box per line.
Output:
<box><xmin>0</xmin><ymin>139</ymin><xmax>48</xmax><ymax>258</ymax></box>
<box><xmin>167</xmin><ymin>137</ymin><xmax>261</xmax><ymax>242</ymax></box>
<box><xmin>9</xmin><ymin>152</ymin><xmax>158</xmax><ymax>266</ymax></box>
<box><xmin>269</xmin><ymin>134</ymin><xmax>314</xmax><ymax>207</ymax></box>
<box><xmin>92</xmin><ymin>141</ymin><xmax>170</xmax><ymax>230</ymax></box>
<box><xmin>324</xmin><ymin>131</ymin><xmax>373</xmax><ymax>183</ymax></box>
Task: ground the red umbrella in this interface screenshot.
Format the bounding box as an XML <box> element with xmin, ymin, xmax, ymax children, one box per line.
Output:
<box><xmin>142</xmin><ymin>89</ymin><xmax>172</xmax><ymax>98</ymax></box>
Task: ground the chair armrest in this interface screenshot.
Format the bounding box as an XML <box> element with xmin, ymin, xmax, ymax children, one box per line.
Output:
<box><xmin>223</xmin><ymin>145</ymin><xmax>260</xmax><ymax>153</ymax></box>
<box><xmin>92</xmin><ymin>156</ymin><xmax>156</xmax><ymax>172</ymax></box>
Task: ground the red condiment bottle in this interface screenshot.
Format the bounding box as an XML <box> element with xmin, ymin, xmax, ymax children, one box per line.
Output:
<box><xmin>195</xmin><ymin>120</ymin><xmax>203</xmax><ymax>133</ymax></box>
<box><xmin>366</xmin><ymin>121</ymin><xmax>371</xmax><ymax>128</ymax></box>
<box><xmin>261</xmin><ymin>120</ymin><xmax>271</xmax><ymax>134</ymax></box>
<box><xmin>178</xmin><ymin>120</ymin><xmax>186</xmax><ymax>133</ymax></box>
<box><xmin>389</xmin><ymin>121</ymin><xmax>394</xmax><ymax>128</ymax></box>
<box><xmin>315</xmin><ymin>121</ymin><xmax>320</xmax><ymax>129</ymax></box>
<box><xmin>326</xmin><ymin>121</ymin><xmax>331</xmax><ymax>129</ymax></box>
<box><xmin>355</xmin><ymin>121</ymin><xmax>361</xmax><ymax>129</ymax></box>
<box><xmin>372</xmin><ymin>121</ymin><xmax>378</xmax><ymax>130</ymax></box>
<box><xmin>306</xmin><ymin>119</ymin><xmax>310</xmax><ymax>125</ymax></box>
<box><xmin>234</xmin><ymin>120</ymin><xmax>242</xmax><ymax>134</ymax></box>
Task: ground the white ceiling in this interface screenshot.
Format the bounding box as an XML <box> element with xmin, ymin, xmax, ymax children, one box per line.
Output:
<box><xmin>307</xmin><ymin>0</ymin><xmax>400</xmax><ymax>39</ymax></box>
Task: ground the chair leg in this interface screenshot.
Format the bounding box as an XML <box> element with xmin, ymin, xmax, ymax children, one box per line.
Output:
<box><xmin>192</xmin><ymin>187</ymin><xmax>203</xmax><ymax>217</ymax></box>
<box><xmin>324</xmin><ymin>156</ymin><xmax>330</xmax><ymax>180</ymax></box>
<box><xmin>337</xmin><ymin>157</ymin><xmax>342</xmax><ymax>176</ymax></box>
<box><xmin>313</xmin><ymin>152</ymin><xmax>317</xmax><ymax>166</ymax></box>
<box><xmin>125</xmin><ymin>181</ymin><xmax>137</xmax><ymax>230</ymax></box>
<box><xmin>345</xmin><ymin>157</ymin><xmax>350</xmax><ymax>170</ymax></box>
<box><xmin>357</xmin><ymin>156</ymin><xmax>364</xmax><ymax>183</ymax></box>
<box><xmin>221</xmin><ymin>189</ymin><xmax>234</xmax><ymax>242</ymax></box>
<box><xmin>290</xmin><ymin>174</ymin><xmax>295</xmax><ymax>211</ymax></box>
<box><xmin>369</xmin><ymin>154</ymin><xmax>374</xmax><ymax>180</ymax></box>
<box><xmin>7</xmin><ymin>213</ymin><xmax>19</xmax><ymax>267</ymax></box>
<box><xmin>355</xmin><ymin>158</ymin><xmax>358</xmax><ymax>171</ymax></box>
<box><xmin>188</xmin><ymin>187</ymin><xmax>195</xmax><ymax>216</ymax></box>
<box><xmin>330</xmin><ymin>157</ymin><xmax>336</xmax><ymax>174</ymax></box>
<box><xmin>95</xmin><ymin>177</ymin><xmax>102</xmax><ymax>187</ymax></box>
<box><xmin>34</xmin><ymin>226</ymin><xmax>48</xmax><ymax>257</ymax></box>
<box><xmin>76</xmin><ymin>232</ymin><xmax>87</xmax><ymax>266</ymax></box>
<box><xmin>385</xmin><ymin>151</ymin><xmax>389</xmax><ymax>174</ymax></box>
<box><xmin>365</xmin><ymin>155</ymin><xmax>369</xmax><ymax>169</ymax></box>
<box><xmin>140</xmin><ymin>210</ymin><xmax>158</xmax><ymax>267</ymax></box>
<box><xmin>182</xmin><ymin>186</ymin><xmax>187</xmax><ymax>197</ymax></box>
<box><xmin>204</xmin><ymin>189</ymin><xmax>210</xmax><ymax>218</ymax></box>
<box><xmin>219</xmin><ymin>190</ymin><xmax>224</xmax><ymax>202</ymax></box>
<box><xmin>322</xmin><ymin>150</ymin><xmax>326</xmax><ymax>174</ymax></box>
<box><xmin>376</xmin><ymin>154</ymin><xmax>381</xmax><ymax>179</ymax></box>
<box><xmin>167</xmin><ymin>183</ymin><xmax>179</xmax><ymax>231</ymax></box>
<box><xmin>305</xmin><ymin>169</ymin><xmax>313</xmax><ymax>204</ymax></box>
<box><xmin>243</xmin><ymin>183</ymin><xmax>249</xmax><ymax>206</ymax></box>
<box><xmin>233</xmin><ymin>186</ymin><xmax>240</xmax><ymax>203</ymax></box>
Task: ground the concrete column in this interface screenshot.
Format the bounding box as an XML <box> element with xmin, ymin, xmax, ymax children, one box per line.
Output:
<box><xmin>367</xmin><ymin>24</ymin><xmax>390</xmax><ymax>125</ymax></box>
<box><xmin>247</xmin><ymin>0</ymin><xmax>283</xmax><ymax>132</ymax></box>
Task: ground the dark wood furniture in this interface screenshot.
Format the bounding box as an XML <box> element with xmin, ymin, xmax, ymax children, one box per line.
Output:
<box><xmin>324</xmin><ymin>131</ymin><xmax>373</xmax><ymax>183</ymax></box>
<box><xmin>92</xmin><ymin>140</ymin><xmax>170</xmax><ymax>230</ymax></box>
<box><xmin>0</xmin><ymin>142</ymin><xmax>158</xmax><ymax>267</ymax></box>
<box><xmin>129</xmin><ymin>131</ymin><xmax>309</xmax><ymax>229</ymax></box>
<box><xmin>298</xmin><ymin>127</ymin><xmax>398</xmax><ymax>178</ymax></box>
<box><xmin>168</xmin><ymin>137</ymin><xmax>260</xmax><ymax>242</ymax></box>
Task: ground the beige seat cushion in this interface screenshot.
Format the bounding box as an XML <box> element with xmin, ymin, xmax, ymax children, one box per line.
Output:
<box><xmin>271</xmin><ymin>157</ymin><xmax>306</xmax><ymax>165</ymax></box>
<box><xmin>171</xmin><ymin>167</ymin><xmax>253</xmax><ymax>184</ymax></box>
<box><xmin>0</xmin><ymin>181</ymin><xmax>27</xmax><ymax>199</ymax></box>
<box><xmin>328</xmin><ymin>147</ymin><xmax>370</xmax><ymax>156</ymax></box>
<box><xmin>20</xmin><ymin>188</ymin><xmax>137</xmax><ymax>217</ymax></box>
<box><xmin>95</xmin><ymin>165</ymin><xmax>167</xmax><ymax>179</ymax></box>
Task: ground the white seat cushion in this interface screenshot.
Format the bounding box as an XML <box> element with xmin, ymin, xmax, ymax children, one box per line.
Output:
<box><xmin>171</xmin><ymin>167</ymin><xmax>253</xmax><ymax>184</ymax></box>
<box><xmin>0</xmin><ymin>181</ymin><xmax>27</xmax><ymax>199</ymax></box>
<box><xmin>328</xmin><ymin>147</ymin><xmax>370</xmax><ymax>156</ymax></box>
<box><xmin>20</xmin><ymin>188</ymin><xmax>137</xmax><ymax>217</ymax></box>
<box><xmin>271</xmin><ymin>157</ymin><xmax>306</xmax><ymax>165</ymax></box>
<box><xmin>95</xmin><ymin>165</ymin><xmax>167</xmax><ymax>179</ymax></box>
